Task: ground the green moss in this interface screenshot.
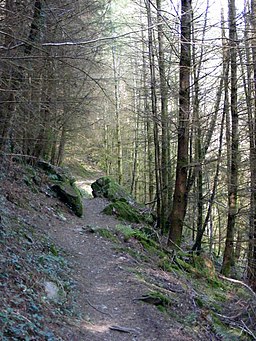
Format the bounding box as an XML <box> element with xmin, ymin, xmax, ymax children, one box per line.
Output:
<box><xmin>103</xmin><ymin>199</ymin><xmax>155</xmax><ymax>224</ymax></box>
<box><xmin>196</xmin><ymin>297</ymin><xmax>204</xmax><ymax>310</ymax></box>
<box><xmin>115</xmin><ymin>224</ymin><xmax>135</xmax><ymax>241</ymax></box>
<box><xmin>150</xmin><ymin>291</ymin><xmax>171</xmax><ymax>306</ymax></box>
<box><xmin>92</xmin><ymin>176</ymin><xmax>134</xmax><ymax>202</ymax></box>
<box><xmin>51</xmin><ymin>182</ymin><xmax>83</xmax><ymax>217</ymax></box>
<box><xmin>213</xmin><ymin>291</ymin><xmax>228</xmax><ymax>302</ymax></box>
<box><xmin>103</xmin><ymin>200</ymin><xmax>142</xmax><ymax>223</ymax></box>
<box><xmin>97</xmin><ymin>228</ymin><xmax>119</xmax><ymax>243</ymax></box>
<box><xmin>157</xmin><ymin>305</ymin><xmax>166</xmax><ymax>313</ymax></box>
<box><xmin>139</xmin><ymin>291</ymin><xmax>172</xmax><ymax>312</ymax></box>
<box><xmin>211</xmin><ymin>314</ymin><xmax>247</xmax><ymax>340</ymax></box>
<box><xmin>158</xmin><ymin>258</ymin><xmax>174</xmax><ymax>272</ymax></box>
<box><xmin>49</xmin><ymin>243</ymin><xmax>59</xmax><ymax>256</ymax></box>
<box><xmin>135</xmin><ymin>232</ymin><xmax>160</xmax><ymax>252</ymax></box>
<box><xmin>92</xmin><ymin>177</ymin><xmax>154</xmax><ymax>224</ymax></box>
<box><xmin>174</xmin><ymin>257</ymin><xmax>196</xmax><ymax>273</ymax></box>
<box><xmin>192</xmin><ymin>255</ymin><xmax>216</xmax><ymax>279</ymax></box>
<box><xmin>115</xmin><ymin>225</ymin><xmax>170</xmax><ymax>263</ymax></box>
<box><xmin>115</xmin><ymin>225</ymin><xmax>159</xmax><ymax>250</ymax></box>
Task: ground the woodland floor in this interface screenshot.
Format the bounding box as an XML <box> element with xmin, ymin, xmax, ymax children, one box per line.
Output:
<box><xmin>48</xmin><ymin>197</ymin><xmax>199</xmax><ymax>341</ymax></box>
<box><xmin>1</xmin><ymin>163</ymin><xmax>255</xmax><ymax>340</ymax></box>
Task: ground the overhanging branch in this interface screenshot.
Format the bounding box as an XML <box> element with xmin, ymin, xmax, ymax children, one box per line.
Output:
<box><xmin>0</xmin><ymin>24</ymin><xmax>161</xmax><ymax>50</ymax></box>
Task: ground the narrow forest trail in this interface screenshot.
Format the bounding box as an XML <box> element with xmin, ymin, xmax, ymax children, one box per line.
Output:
<box><xmin>46</xmin><ymin>196</ymin><xmax>205</xmax><ymax>341</ymax></box>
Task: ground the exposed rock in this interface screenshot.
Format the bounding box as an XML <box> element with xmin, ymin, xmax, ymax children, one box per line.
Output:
<box><xmin>91</xmin><ymin>177</ymin><xmax>134</xmax><ymax>204</ymax></box>
<box><xmin>51</xmin><ymin>182</ymin><xmax>83</xmax><ymax>217</ymax></box>
<box><xmin>91</xmin><ymin>177</ymin><xmax>154</xmax><ymax>224</ymax></box>
<box><xmin>36</xmin><ymin>160</ymin><xmax>75</xmax><ymax>184</ymax></box>
<box><xmin>103</xmin><ymin>200</ymin><xmax>142</xmax><ymax>223</ymax></box>
<box><xmin>36</xmin><ymin>160</ymin><xmax>83</xmax><ymax>217</ymax></box>
<box><xmin>44</xmin><ymin>281</ymin><xmax>60</xmax><ymax>300</ymax></box>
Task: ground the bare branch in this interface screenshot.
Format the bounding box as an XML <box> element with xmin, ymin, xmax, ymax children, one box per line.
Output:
<box><xmin>0</xmin><ymin>24</ymin><xmax>160</xmax><ymax>50</ymax></box>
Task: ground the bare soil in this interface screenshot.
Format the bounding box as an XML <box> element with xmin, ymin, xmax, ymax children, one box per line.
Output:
<box><xmin>46</xmin><ymin>197</ymin><xmax>200</xmax><ymax>341</ymax></box>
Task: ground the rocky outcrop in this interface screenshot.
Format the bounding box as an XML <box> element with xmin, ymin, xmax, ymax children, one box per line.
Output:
<box><xmin>91</xmin><ymin>176</ymin><xmax>134</xmax><ymax>204</ymax></box>
<box><xmin>36</xmin><ymin>160</ymin><xmax>75</xmax><ymax>184</ymax></box>
<box><xmin>36</xmin><ymin>161</ymin><xmax>83</xmax><ymax>217</ymax></box>
<box><xmin>51</xmin><ymin>182</ymin><xmax>83</xmax><ymax>217</ymax></box>
<box><xmin>91</xmin><ymin>177</ymin><xmax>154</xmax><ymax>224</ymax></box>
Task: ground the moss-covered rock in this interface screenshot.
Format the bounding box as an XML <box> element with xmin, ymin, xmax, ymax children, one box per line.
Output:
<box><xmin>51</xmin><ymin>182</ymin><xmax>83</xmax><ymax>217</ymax></box>
<box><xmin>36</xmin><ymin>160</ymin><xmax>75</xmax><ymax>184</ymax></box>
<box><xmin>91</xmin><ymin>177</ymin><xmax>134</xmax><ymax>204</ymax></box>
<box><xmin>36</xmin><ymin>160</ymin><xmax>83</xmax><ymax>217</ymax></box>
<box><xmin>92</xmin><ymin>177</ymin><xmax>154</xmax><ymax>224</ymax></box>
<box><xmin>103</xmin><ymin>200</ymin><xmax>142</xmax><ymax>223</ymax></box>
<box><xmin>103</xmin><ymin>199</ymin><xmax>154</xmax><ymax>224</ymax></box>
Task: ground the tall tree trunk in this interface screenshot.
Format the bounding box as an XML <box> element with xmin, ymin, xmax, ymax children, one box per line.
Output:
<box><xmin>168</xmin><ymin>0</ymin><xmax>192</xmax><ymax>247</ymax></box>
<box><xmin>221</xmin><ymin>0</ymin><xmax>239</xmax><ymax>276</ymax></box>
<box><xmin>192</xmin><ymin>9</ymin><xmax>228</xmax><ymax>252</ymax></box>
<box><xmin>24</xmin><ymin>0</ymin><xmax>42</xmax><ymax>55</ymax></box>
<box><xmin>145</xmin><ymin>0</ymin><xmax>161</xmax><ymax>227</ymax></box>
<box><xmin>140</xmin><ymin>19</ymin><xmax>154</xmax><ymax>203</ymax></box>
<box><xmin>247</xmin><ymin>0</ymin><xmax>256</xmax><ymax>291</ymax></box>
<box><xmin>156</xmin><ymin>0</ymin><xmax>169</xmax><ymax>233</ymax></box>
<box><xmin>131</xmin><ymin>87</ymin><xmax>140</xmax><ymax>196</ymax></box>
<box><xmin>112</xmin><ymin>46</ymin><xmax>123</xmax><ymax>185</ymax></box>
<box><xmin>191</xmin><ymin>0</ymin><xmax>209</xmax><ymax>247</ymax></box>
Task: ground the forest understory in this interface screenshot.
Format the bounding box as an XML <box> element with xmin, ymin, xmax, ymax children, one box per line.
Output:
<box><xmin>0</xmin><ymin>160</ymin><xmax>255</xmax><ymax>340</ymax></box>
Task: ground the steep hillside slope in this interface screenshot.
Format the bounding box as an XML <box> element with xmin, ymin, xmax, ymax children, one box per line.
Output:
<box><xmin>0</xmin><ymin>162</ymin><xmax>255</xmax><ymax>340</ymax></box>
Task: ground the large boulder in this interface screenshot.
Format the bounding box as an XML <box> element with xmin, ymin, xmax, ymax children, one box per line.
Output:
<box><xmin>91</xmin><ymin>176</ymin><xmax>134</xmax><ymax>204</ymax></box>
<box><xmin>92</xmin><ymin>177</ymin><xmax>154</xmax><ymax>224</ymax></box>
<box><xmin>36</xmin><ymin>160</ymin><xmax>75</xmax><ymax>183</ymax></box>
<box><xmin>36</xmin><ymin>160</ymin><xmax>83</xmax><ymax>217</ymax></box>
<box><xmin>51</xmin><ymin>182</ymin><xmax>83</xmax><ymax>217</ymax></box>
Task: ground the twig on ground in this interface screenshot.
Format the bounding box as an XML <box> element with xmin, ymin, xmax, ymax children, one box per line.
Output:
<box><xmin>109</xmin><ymin>325</ymin><xmax>139</xmax><ymax>333</ymax></box>
<box><xmin>85</xmin><ymin>298</ymin><xmax>112</xmax><ymax>317</ymax></box>
<box><xmin>218</xmin><ymin>274</ymin><xmax>256</xmax><ymax>299</ymax></box>
<box><xmin>215</xmin><ymin>310</ymin><xmax>246</xmax><ymax>320</ymax></box>
<box><xmin>241</xmin><ymin>320</ymin><xmax>256</xmax><ymax>340</ymax></box>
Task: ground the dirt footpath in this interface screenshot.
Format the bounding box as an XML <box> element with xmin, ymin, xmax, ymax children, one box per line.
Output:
<box><xmin>47</xmin><ymin>197</ymin><xmax>198</xmax><ymax>341</ymax></box>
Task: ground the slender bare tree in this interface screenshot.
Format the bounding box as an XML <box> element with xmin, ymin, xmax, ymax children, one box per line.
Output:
<box><xmin>168</xmin><ymin>0</ymin><xmax>192</xmax><ymax>247</ymax></box>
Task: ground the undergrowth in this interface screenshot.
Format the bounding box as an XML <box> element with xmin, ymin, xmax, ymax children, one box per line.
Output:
<box><xmin>0</xmin><ymin>214</ymin><xmax>76</xmax><ymax>340</ymax></box>
<box><xmin>96</xmin><ymin>223</ymin><xmax>256</xmax><ymax>340</ymax></box>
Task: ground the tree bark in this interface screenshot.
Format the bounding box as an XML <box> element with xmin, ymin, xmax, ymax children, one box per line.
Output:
<box><xmin>145</xmin><ymin>0</ymin><xmax>161</xmax><ymax>227</ymax></box>
<box><xmin>156</xmin><ymin>0</ymin><xmax>169</xmax><ymax>233</ymax></box>
<box><xmin>168</xmin><ymin>0</ymin><xmax>192</xmax><ymax>247</ymax></box>
<box><xmin>247</xmin><ymin>0</ymin><xmax>256</xmax><ymax>291</ymax></box>
<box><xmin>221</xmin><ymin>0</ymin><xmax>239</xmax><ymax>276</ymax></box>
<box><xmin>112</xmin><ymin>45</ymin><xmax>123</xmax><ymax>185</ymax></box>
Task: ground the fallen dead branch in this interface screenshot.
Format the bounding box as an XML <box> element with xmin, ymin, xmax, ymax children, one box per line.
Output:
<box><xmin>218</xmin><ymin>274</ymin><xmax>256</xmax><ymax>299</ymax></box>
<box><xmin>109</xmin><ymin>325</ymin><xmax>139</xmax><ymax>334</ymax></box>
